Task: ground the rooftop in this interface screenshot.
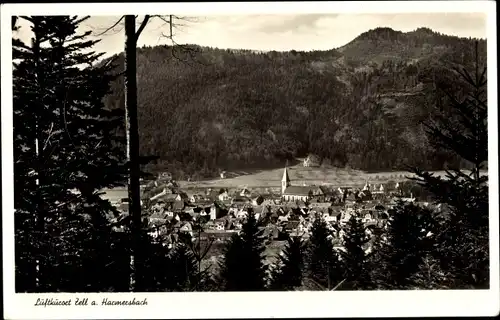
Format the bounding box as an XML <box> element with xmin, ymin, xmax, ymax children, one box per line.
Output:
<box><xmin>283</xmin><ymin>186</ymin><xmax>313</xmax><ymax>196</ymax></box>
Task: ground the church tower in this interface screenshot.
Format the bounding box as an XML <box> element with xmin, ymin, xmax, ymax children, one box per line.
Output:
<box><xmin>282</xmin><ymin>165</ymin><xmax>291</xmax><ymax>194</ymax></box>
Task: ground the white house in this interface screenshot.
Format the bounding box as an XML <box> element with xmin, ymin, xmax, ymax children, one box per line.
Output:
<box><xmin>240</xmin><ymin>188</ymin><xmax>252</xmax><ymax>197</ymax></box>
<box><xmin>189</xmin><ymin>194</ymin><xmax>204</xmax><ymax>203</ymax></box>
<box><xmin>209</xmin><ymin>205</ymin><xmax>218</xmax><ymax>220</ymax></box>
<box><xmin>235</xmin><ymin>208</ymin><xmax>249</xmax><ymax>219</ymax></box>
<box><xmin>218</xmin><ymin>189</ymin><xmax>230</xmax><ymax>201</ymax></box>
<box><xmin>179</xmin><ymin>222</ymin><xmax>193</xmax><ymax>237</ymax></box>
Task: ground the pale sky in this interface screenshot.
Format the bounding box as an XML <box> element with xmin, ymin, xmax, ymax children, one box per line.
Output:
<box><xmin>13</xmin><ymin>13</ymin><xmax>487</xmax><ymax>59</ymax></box>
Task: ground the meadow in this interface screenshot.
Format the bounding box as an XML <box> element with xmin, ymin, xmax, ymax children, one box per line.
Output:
<box><xmin>102</xmin><ymin>165</ymin><xmax>462</xmax><ymax>201</ymax></box>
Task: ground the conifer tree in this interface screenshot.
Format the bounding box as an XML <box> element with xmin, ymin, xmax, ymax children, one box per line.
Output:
<box><xmin>218</xmin><ymin>211</ymin><xmax>267</xmax><ymax>291</ymax></box>
<box><xmin>409</xmin><ymin>41</ymin><xmax>489</xmax><ymax>288</ymax></box>
<box><xmin>13</xmin><ymin>16</ymin><xmax>127</xmax><ymax>292</ymax></box>
<box><xmin>341</xmin><ymin>213</ymin><xmax>370</xmax><ymax>289</ymax></box>
<box><xmin>270</xmin><ymin>235</ymin><xmax>305</xmax><ymax>291</ymax></box>
<box><xmin>164</xmin><ymin>243</ymin><xmax>201</xmax><ymax>291</ymax></box>
<box><xmin>375</xmin><ymin>202</ymin><xmax>437</xmax><ymax>289</ymax></box>
<box><xmin>305</xmin><ymin>216</ymin><xmax>342</xmax><ymax>290</ymax></box>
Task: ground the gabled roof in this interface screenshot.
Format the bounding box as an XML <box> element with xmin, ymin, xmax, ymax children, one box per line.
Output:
<box><xmin>283</xmin><ymin>186</ymin><xmax>312</xmax><ymax>196</ymax></box>
<box><xmin>173</xmin><ymin>200</ymin><xmax>185</xmax><ymax>211</ymax></box>
<box><xmin>232</xmin><ymin>196</ymin><xmax>251</xmax><ymax>203</ymax></box>
<box><xmin>319</xmin><ymin>185</ymin><xmax>331</xmax><ymax>194</ymax></box>
<box><xmin>177</xmin><ymin>192</ymin><xmax>189</xmax><ymax>200</ymax></box>
<box><xmin>150</xmin><ymin>212</ymin><xmax>169</xmax><ymax>220</ymax></box>
<box><xmin>285</xmin><ymin>220</ymin><xmax>300</xmax><ymax>230</ymax></box>
<box><xmin>155</xmin><ymin>194</ymin><xmax>177</xmax><ymax>202</ymax></box>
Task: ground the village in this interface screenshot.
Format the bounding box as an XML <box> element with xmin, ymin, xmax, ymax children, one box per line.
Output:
<box><xmin>108</xmin><ymin>162</ymin><xmax>438</xmax><ymax>255</ymax></box>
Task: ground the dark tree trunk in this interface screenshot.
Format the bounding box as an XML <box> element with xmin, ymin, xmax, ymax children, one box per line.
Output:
<box><xmin>124</xmin><ymin>15</ymin><xmax>143</xmax><ymax>292</ymax></box>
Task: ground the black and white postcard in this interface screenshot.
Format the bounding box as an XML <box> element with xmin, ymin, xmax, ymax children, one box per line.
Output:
<box><xmin>1</xmin><ymin>1</ymin><xmax>498</xmax><ymax>319</ymax></box>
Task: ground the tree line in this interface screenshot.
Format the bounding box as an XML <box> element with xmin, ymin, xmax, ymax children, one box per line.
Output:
<box><xmin>13</xmin><ymin>16</ymin><xmax>488</xmax><ymax>292</ymax></box>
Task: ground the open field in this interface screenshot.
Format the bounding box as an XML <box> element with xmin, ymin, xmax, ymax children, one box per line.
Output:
<box><xmin>178</xmin><ymin>164</ymin><xmax>453</xmax><ymax>189</ymax></box>
<box><xmin>102</xmin><ymin>165</ymin><xmax>486</xmax><ymax>200</ymax></box>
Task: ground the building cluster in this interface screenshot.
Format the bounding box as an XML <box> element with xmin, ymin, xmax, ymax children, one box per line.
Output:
<box><xmin>111</xmin><ymin>167</ymin><xmax>423</xmax><ymax>247</ymax></box>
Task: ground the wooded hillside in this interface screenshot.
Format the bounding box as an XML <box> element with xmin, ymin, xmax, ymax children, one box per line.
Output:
<box><xmin>103</xmin><ymin>27</ymin><xmax>487</xmax><ymax>179</ymax></box>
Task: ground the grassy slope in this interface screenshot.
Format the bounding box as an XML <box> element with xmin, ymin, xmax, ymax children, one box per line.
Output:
<box><xmin>177</xmin><ymin>164</ymin><xmax>449</xmax><ymax>189</ymax></box>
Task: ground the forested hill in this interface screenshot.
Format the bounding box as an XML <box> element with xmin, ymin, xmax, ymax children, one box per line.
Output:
<box><xmin>103</xmin><ymin>27</ymin><xmax>487</xmax><ymax>180</ymax></box>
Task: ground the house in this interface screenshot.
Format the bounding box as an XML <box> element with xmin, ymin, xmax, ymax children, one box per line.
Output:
<box><xmin>284</xmin><ymin>220</ymin><xmax>300</xmax><ymax>233</ymax></box>
<box><xmin>303</xmin><ymin>154</ymin><xmax>320</xmax><ymax>167</ymax></box>
<box><xmin>158</xmin><ymin>172</ymin><xmax>173</xmax><ymax>181</ymax></box>
<box><xmin>362</xmin><ymin>181</ymin><xmax>371</xmax><ymax>192</ymax></box>
<box><xmin>179</xmin><ymin>222</ymin><xmax>193</xmax><ymax>237</ymax></box>
<box><xmin>340</xmin><ymin>208</ymin><xmax>354</xmax><ymax>223</ymax></box>
<box><xmin>400</xmin><ymin>193</ymin><xmax>416</xmax><ymax>203</ymax></box>
<box><xmin>358</xmin><ymin>189</ymin><xmax>373</xmax><ymax>201</ymax></box>
<box><xmin>239</xmin><ymin>187</ymin><xmax>252</xmax><ymax>197</ymax></box>
<box><xmin>214</xmin><ymin>219</ymin><xmax>226</xmax><ymax>231</ymax></box>
<box><xmin>209</xmin><ymin>203</ymin><xmax>221</xmax><ymax>220</ymax></box>
<box><xmin>172</xmin><ymin>200</ymin><xmax>185</xmax><ymax>212</ymax></box>
<box><xmin>231</xmin><ymin>196</ymin><xmax>251</xmax><ymax>206</ymax></box>
<box><xmin>372</xmin><ymin>184</ymin><xmax>385</xmax><ymax>194</ymax></box>
<box><xmin>218</xmin><ymin>189</ymin><xmax>231</xmax><ymax>201</ymax></box>
<box><xmin>189</xmin><ymin>194</ymin><xmax>204</xmax><ymax>203</ymax></box>
<box><xmin>309</xmin><ymin>186</ymin><xmax>325</xmax><ymax>198</ymax></box>
<box><xmin>252</xmin><ymin>195</ymin><xmax>265</xmax><ymax>206</ymax></box>
<box><xmin>277</xmin><ymin>212</ymin><xmax>290</xmax><ymax>224</ymax></box>
<box><xmin>263</xmin><ymin>225</ymin><xmax>280</xmax><ymax>239</ymax></box>
<box><xmin>201</xmin><ymin>230</ymin><xmax>237</xmax><ymax>242</ymax></box>
<box><xmin>360</xmin><ymin>209</ymin><xmax>374</xmax><ymax>223</ymax></box>
<box><xmin>345</xmin><ymin>191</ymin><xmax>358</xmax><ymax>203</ymax></box>
<box><xmin>205</xmin><ymin>189</ymin><xmax>221</xmax><ymax>201</ymax></box>
<box><xmin>177</xmin><ymin>211</ymin><xmax>192</xmax><ymax>221</ymax></box>
<box><xmin>117</xmin><ymin>202</ymin><xmax>129</xmax><ymax>214</ymax></box>
<box><xmin>232</xmin><ymin>220</ymin><xmax>243</xmax><ymax>230</ymax></box>
<box><xmin>149</xmin><ymin>187</ymin><xmax>173</xmax><ymax>201</ymax></box>
<box><xmin>234</xmin><ymin>207</ymin><xmax>250</xmax><ymax>219</ymax></box>
<box><xmin>174</xmin><ymin>192</ymin><xmax>189</xmax><ymax>202</ymax></box>
<box><xmin>151</xmin><ymin>193</ymin><xmax>178</xmax><ymax>207</ymax></box>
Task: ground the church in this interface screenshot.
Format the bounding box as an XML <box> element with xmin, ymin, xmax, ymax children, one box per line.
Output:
<box><xmin>281</xmin><ymin>166</ymin><xmax>322</xmax><ymax>202</ymax></box>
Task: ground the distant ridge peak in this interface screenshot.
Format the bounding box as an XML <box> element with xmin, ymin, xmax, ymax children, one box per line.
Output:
<box><xmin>412</xmin><ymin>27</ymin><xmax>436</xmax><ymax>34</ymax></box>
<box><xmin>356</xmin><ymin>27</ymin><xmax>405</xmax><ymax>41</ymax></box>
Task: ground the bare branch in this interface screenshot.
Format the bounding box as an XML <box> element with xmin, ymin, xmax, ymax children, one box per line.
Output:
<box><xmin>93</xmin><ymin>16</ymin><xmax>124</xmax><ymax>37</ymax></box>
<box><xmin>135</xmin><ymin>15</ymin><xmax>150</xmax><ymax>42</ymax></box>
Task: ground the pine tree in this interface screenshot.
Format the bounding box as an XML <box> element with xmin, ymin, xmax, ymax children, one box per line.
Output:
<box><xmin>270</xmin><ymin>235</ymin><xmax>305</xmax><ymax>291</ymax></box>
<box><xmin>164</xmin><ymin>243</ymin><xmax>201</xmax><ymax>291</ymax></box>
<box><xmin>305</xmin><ymin>216</ymin><xmax>342</xmax><ymax>290</ymax></box>
<box><xmin>409</xmin><ymin>41</ymin><xmax>489</xmax><ymax>289</ymax></box>
<box><xmin>341</xmin><ymin>212</ymin><xmax>370</xmax><ymax>289</ymax></box>
<box><xmin>376</xmin><ymin>202</ymin><xmax>437</xmax><ymax>289</ymax></box>
<box><xmin>218</xmin><ymin>212</ymin><xmax>267</xmax><ymax>291</ymax></box>
<box><xmin>13</xmin><ymin>16</ymin><xmax>127</xmax><ymax>292</ymax></box>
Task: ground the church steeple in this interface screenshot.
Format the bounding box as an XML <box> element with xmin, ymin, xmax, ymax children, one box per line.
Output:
<box><xmin>282</xmin><ymin>164</ymin><xmax>291</xmax><ymax>194</ymax></box>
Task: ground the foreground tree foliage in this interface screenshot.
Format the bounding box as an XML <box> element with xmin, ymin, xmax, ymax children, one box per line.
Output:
<box><xmin>13</xmin><ymin>16</ymin><xmax>128</xmax><ymax>292</ymax></box>
<box><xmin>340</xmin><ymin>213</ymin><xmax>371</xmax><ymax>289</ymax></box>
<box><xmin>305</xmin><ymin>217</ymin><xmax>342</xmax><ymax>290</ymax></box>
<box><xmin>270</xmin><ymin>235</ymin><xmax>305</xmax><ymax>291</ymax></box>
<box><xmin>369</xmin><ymin>202</ymin><xmax>438</xmax><ymax>289</ymax></box>
<box><xmin>218</xmin><ymin>212</ymin><xmax>268</xmax><ymax>291</ymax></box>
<box><xmin>409</xmin><ymin>41</ymin><xmax>489</xmax><ymax>289</ymax></box>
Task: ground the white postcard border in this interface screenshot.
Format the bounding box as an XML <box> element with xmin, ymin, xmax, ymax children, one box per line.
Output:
<box><xmin>1</xmin><ymin>1</ymin><xmax>498</xmax><ymax>319</ymax></box>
